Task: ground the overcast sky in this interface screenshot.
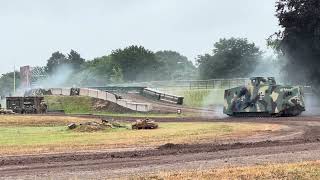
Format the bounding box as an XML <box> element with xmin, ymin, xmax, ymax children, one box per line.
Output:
<box><xmin>0</xmin><ymin>0</ymin><xmax>279</xmax><ymax>74</ymax></box>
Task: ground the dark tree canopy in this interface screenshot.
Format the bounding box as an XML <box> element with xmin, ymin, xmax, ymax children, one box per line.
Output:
<box><xmin>197</xmin><ymin>38</ymin><xmax>262</xmax><ymax>79</ymax></box>
<box><xmin>0</xmin><ymin>72</ymin><xmax>20</xmax><ymax>96</ymax></box>
<box><xmin>155</xmin><ymin>50</ymin><xmax>196</xmax><ymax>80</ymax></box>
<box><xmin>37</xmin><ymin>46</ymin><xmax>197</xmax><ymax>87</ymax></box>
<box><xmin>110</xmin><ymin>45</ymin><xmax>160</xmax><ymax>81</ymax></box>
<box><xmin>68</xmin><ymin>50</ymin><xmax>85</xmax><ymax>70</ymax></box>
<box><xmin>76</xmin><ymin>55</ymin><xmax>123</xmax><ymax>85</ymax></box>
<box><xmin>46</xmin><ymin>51</ymin><xmax>68</xmax><ymax>74</ymax></box>
<box><xmin>275</xmin><ymin>0</ymin><xmax>320</xmax><ymax>85</ymax></box>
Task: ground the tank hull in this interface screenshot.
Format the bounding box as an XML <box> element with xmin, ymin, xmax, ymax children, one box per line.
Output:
<box><xmin>223</xmin><ymin>78</ymin><xmax>305</xmax><ymax>117</ymax></box>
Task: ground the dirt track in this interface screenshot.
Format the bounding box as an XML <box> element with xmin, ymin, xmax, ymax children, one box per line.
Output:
<box><xmin>1</xmin><ymin>114</ymin><xmax>320</xmax><ymax>179</ymax></box>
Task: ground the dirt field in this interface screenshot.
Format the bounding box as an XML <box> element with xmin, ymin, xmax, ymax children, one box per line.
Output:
<box><xmin>0</xmin><ymin>112</ymin><xmax>320</xmax><ymax>179</ymax></box>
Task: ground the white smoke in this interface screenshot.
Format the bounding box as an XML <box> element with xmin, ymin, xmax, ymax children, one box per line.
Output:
<box><xmin>200</xmin><ymin>89</ymin><xmax>228</xmax><ymax>118</ymax></box>
<box><xmin>35</xmin><ymin>64</ymin><xmax>74</xmax><ymax>88</ymax></box>
<box><xmin>250</xmin><ymin>55</ymin><xmax>284</xmax><ymax>83</ymax></box>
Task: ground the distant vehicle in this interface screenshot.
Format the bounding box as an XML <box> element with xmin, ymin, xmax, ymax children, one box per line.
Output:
<box><xmin>223</xmin><ymin>77</ymin><xmax>305</xmax><ymax>117</ymax></box>
<box><xmin>6</xmin><ymin>96</ymin><xmax>46</xmax><ymax>114</ymax></box>
<box><xmin>132</xmin><ymin>119</ymin><xmax>158</xmax><ymax>129</ymax></box>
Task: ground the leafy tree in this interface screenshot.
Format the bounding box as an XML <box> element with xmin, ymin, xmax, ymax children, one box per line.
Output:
<box><xmin>86</xmin><ymin>56</ymin><xmax>113</xmax><ymax>76</ymax></box>
<box><xmin>46</xmin><ymin>51</ymin><xmax>68</xmax><ymax>74</ymax></box>
<box><xmin>71</xmin><ymin>56</ymin><xmax>113</xmax><ymax>86</ymax></box>
<box><xmin>155</xmin><ymin>51</ymin><xmax>196</xmax><ymax>80</ymax></box>
<box><xmin>273</xmin><ymin>0</ymin><xmax>320</xmax><ymax>86</ymax></box>
<box><xmin>110</xmin><ymin>45</ymin><xmax>159</xmax><ymax>81</ymax></box>
<box><xmin>0</xmin><ymin>72</ymin><xmax>20</xmax><ymax>97</ymax></box>
<box><xmin>70</xmin><ymin>55</ymin><xmax>124</xmax><ymax>86</ymax></box>
<box><xmin>68</xmin><ymin>50</ymin><xmax>85</xmax><ymax>70</ymax></box>
<box><xmin>197</xmin><ymin>38</ymin><xmax>262</xmax><ymax>79</ymax></box>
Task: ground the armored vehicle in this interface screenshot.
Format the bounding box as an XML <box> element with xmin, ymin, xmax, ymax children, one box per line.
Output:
<box><xmin>132</xmin><ymin>119</ymin><xmax>158</xmax><ymax>129</ymax></box>
<box><xmin>223</xmin><ymin>77</ymin><xmax>305</xmax><ymax>117</ymax></box>
<box><xmin>6</xmin><ymin>96</ymin><xmax>46</xmax><ymax>114</ymax></box>
<box><xmin>70</xmin><ymin>88</ymin><xmax>80</xmax><ymax>96</ymax></box>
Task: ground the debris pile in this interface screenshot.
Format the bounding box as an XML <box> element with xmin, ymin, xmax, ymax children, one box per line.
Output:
<box><xmin>132</xmin><ymin>118</ymin><xmax>158</xmax><ymax>130</ymax></box>
<box><xmin>24</xmin><ymin>88</ymin><xmax>52</xmax><ymax>96</ymax></box>
<box><xmin>68</xmin><ymin>119</ymin><xmax>125</xmax><ymax>132</ymax></box>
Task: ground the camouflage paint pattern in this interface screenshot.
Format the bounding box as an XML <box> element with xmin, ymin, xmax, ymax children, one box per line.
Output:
<box><xmin>223</xmin><ymin>77</ymin><xmax>305</xmax><ymax>116</ymax></box>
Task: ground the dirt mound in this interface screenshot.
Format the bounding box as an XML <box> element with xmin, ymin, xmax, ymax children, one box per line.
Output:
<box><xmin>73</xmin><ymin>121</ymin><xmax>111</xmax><ymax>132</ymax></box>
<box><xmin>92</xmin><ymin>98</ymin><xmax>134</xmax><ymax>113</ymax></box>
<box><xmin>69</xmin><ymin>120</ymin><xmax>126</xmax><ymax>132</ymax></box>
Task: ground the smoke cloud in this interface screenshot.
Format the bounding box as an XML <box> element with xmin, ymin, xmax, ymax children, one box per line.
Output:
<box><xmin>250</xmin><ymin>55</ymin><xmax>285</xmax><ymax>83</ymax></box>
<box><xmin>35</xmin><ymin>64</ymin><xmax>74</xmax><ymax>88</ymax></box>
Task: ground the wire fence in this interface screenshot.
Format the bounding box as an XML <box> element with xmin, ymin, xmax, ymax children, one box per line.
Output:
<box><xmin>113</xmin><ymin>78</ymin><xmax>249</xmax><ymax>89</ymax></box>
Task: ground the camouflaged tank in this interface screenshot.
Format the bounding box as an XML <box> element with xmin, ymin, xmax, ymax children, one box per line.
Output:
<box><xmin>223</xmin><ymin>77</ymin><xmax>305</xmax><ymax>117</ymax></box>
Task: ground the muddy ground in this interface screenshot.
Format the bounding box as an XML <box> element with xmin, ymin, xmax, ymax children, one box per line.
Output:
<box><xmin>1</xmin><ymin>113</ymin><xmax>320</xmax><ymax>179</ymax></box>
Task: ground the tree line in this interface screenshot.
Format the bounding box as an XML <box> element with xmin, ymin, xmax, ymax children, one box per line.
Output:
<box><xmin>0</xmin><ymin>37</ymin><xmax>281</xmax><ymax>95</ymax></box>
<box><xmin>44</xmin><ymin>46</ymin><xmax>197</xmax><ymax>86</ymax></box>
<box><xmin>38</xmin><ymin>37</ymin><xmax>265</xmax><ymax>88</ymax></box>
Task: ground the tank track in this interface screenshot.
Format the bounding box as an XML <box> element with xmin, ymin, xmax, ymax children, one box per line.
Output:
<box><xmin>231</xmin><ymin>112</ymin><xmax>277</xmax><ymax>118</ymax></box>
<box><xmin>231</xmin><ymin>111</ymin><xmax>303</xmax><ymax>118</ymax></box>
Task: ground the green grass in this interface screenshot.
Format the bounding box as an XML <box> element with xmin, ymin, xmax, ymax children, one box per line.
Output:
<box><xmin>45</xmin><ymin>96</ymin><xmax>92</xmax><ymax>114</ymax></box>
<box><xmin>45</xmin><ymin>96</ymin><xmax>182</xmax><ymax>117</ymax></box>
<box><xmin>0</xmin><ymin>126</ymin><xmax>73</xmax><ymax>145</ymax></box>
<box><xmin>0</xmin><ymin>121</ymin><xmax>279</xmax><ymax>155</ymax></box>
<box><xmin>93</xmin><ymin>112</ymin><xmax>186</xmax><ymax>118</ymax></box>
<box><xmin>160</xmin><ymin>88</ymin><xmax>225</xmax><ymax>107</ymax></box>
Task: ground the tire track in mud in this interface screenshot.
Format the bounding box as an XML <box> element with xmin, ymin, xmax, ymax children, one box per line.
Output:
<box><xmin>1</xmin><ymin>142</ymin><xmax>320</xmax><ymax>178</ymax></box>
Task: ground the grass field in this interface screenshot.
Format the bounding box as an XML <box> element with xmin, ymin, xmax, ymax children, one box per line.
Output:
<box><xmin>45</xmin><ymin>96</ymin><xmax>94</xmax><ymax>114</ymax></box>
<box><xmin>0</xmin><ymin>115</ymin><xmax>280</xmax><ymax>155</ymax></box>
<box><xmin>160</xmin><ymin>88</ymin><xmax>225</xmax><ymax>107</ymax></box>
<box><xmin>137</xmin><ymin>161</ymin><xmax>320</xmax><ymax>180</ymax></box>
<box><xmin>93</xmin><ymin>112</ymin><xmax>187</xmax><ymax>118</ymax></box>
<box><xmin>45</xmin><ymin>96</ymin><xmax>183</xmax><ymax>117</ymax></box>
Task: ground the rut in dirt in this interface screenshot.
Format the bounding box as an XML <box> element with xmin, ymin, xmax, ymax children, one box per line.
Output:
<box><xmin>1</xmin><ymin>136</ymin><xmax>320</xmax><ymax>167</ymax></box>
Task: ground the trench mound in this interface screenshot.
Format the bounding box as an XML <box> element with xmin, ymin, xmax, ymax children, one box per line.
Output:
<box><xmin>74</xmin><ymin>122</ymin><xmax>111</xmax><ymax>132</ymax></box>
<box><xmin>69</xmin><ymin>120</ymin><xmax>126</xmax><ymax>132</ymax></box>
<box><xmin>45</xmin><ymin>96</ymin><xmax>135</xmax><ymax>114</ymax></box>
<box><xmin>92</xmin><ymin>98</ymin><xmax>135</xmax><ymax>113</ymax></box>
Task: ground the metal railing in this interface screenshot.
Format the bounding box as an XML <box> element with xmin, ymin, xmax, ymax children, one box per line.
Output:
<box><xmin>109</xmin><ymin>78</ymin><xmax>249</xmax><ymax>89</ymax></box>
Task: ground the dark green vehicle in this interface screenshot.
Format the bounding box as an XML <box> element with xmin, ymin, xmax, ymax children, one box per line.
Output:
<box><xmin>223</xmin><ymin>77</ymin><xmax>305</xmax><ymax>117</ymax></box>
<box><xmin>6</xmin><ymin>96</ymin><xmax>45</xmax><ymax>114</ymax></box>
